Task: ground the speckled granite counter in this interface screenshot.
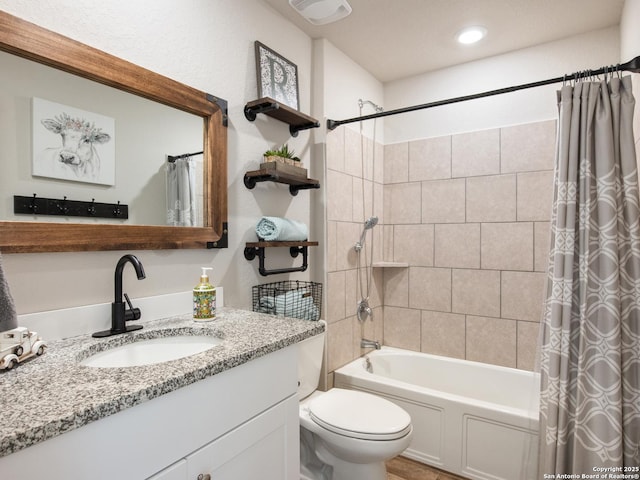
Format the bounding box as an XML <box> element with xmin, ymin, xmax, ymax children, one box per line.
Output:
<box><xmin>0</xmin><ymin>307</ymin><xmax>324</xmax><ymax>457</ymax></box>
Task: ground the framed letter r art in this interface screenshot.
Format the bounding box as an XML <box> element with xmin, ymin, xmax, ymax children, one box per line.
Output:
<box><xmin>255</xmin><ymin>41</ymin><xmax>299</xmax><ymax>110</ymax></box>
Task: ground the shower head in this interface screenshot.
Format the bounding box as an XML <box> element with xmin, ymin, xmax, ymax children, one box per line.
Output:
<box><xmin>355</xmin><ymin>216</ymin><xmax>379</xmax><ymax>251</ymax></box>
<box><xmin>364</xmin><ymin>216</ymin><xmax>378</xmax><ymax>229</ymax></box>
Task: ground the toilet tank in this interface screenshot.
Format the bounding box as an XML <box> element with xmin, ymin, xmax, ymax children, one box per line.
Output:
<box><xmin>297</xmin><ymin>322</ymin><xmax>326</xmax><ymax>400</ymax></box>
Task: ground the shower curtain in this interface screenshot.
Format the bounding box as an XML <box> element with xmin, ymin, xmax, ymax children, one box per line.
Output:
<box><xmin>539</xmin><ymin>75</ymin><xmax>640</xmax><ymax>475</ymax></box>
<box><xmin>166</xmin><ymin>157</ymin><xmax>197</xmax><ymax>227</ymax></box>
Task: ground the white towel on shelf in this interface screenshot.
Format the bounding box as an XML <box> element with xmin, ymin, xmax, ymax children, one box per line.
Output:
<box><xmin>255</xmin><ymin>217</ymin><xmax>308</xmax><ymax>242</ymax></box>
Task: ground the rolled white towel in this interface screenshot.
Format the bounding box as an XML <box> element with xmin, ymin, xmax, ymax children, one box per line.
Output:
<box><xmin>255</xmin><ymin>216</ymin><xmax>308</xmax><ymax>242</ymax></box>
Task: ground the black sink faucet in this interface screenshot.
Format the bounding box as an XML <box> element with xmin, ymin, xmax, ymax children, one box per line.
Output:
<box><xmin>92</xmin><ymin>254</ymin><xmax>146</xmax><ymax>338</ymax></box>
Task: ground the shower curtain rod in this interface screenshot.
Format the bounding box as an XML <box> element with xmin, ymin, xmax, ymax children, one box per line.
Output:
<box><xmin>326</xmin><ymin>55</ymin><xmax>640</xmax><ymax>131</ymax></box>
<box><xmin>167</xmin><ymin>150</ymin><xmax>204</xmax><ymax>163</ymax></box>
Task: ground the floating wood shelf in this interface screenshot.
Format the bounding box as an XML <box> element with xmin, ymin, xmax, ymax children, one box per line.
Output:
<box><xmin>244</xmin><ymin>241</ymin><xmax>319</xmax><ymax>276</ymax></box>
<box><xmin>244</xmin><ymin>97</ymin><xmax>320</xmax><ymax>137</ymax></box>
<box><xmin>244</xmin><ymin>168</ymin><xmax>320</xmax><ymax>196</ymax></box>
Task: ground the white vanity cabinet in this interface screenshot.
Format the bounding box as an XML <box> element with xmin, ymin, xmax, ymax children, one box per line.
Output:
<box><xmin>0</xmin><ymin>344</ymin><xmax>300</xmax><ymax>480</ymax></box>
<box><xmin>150</xmin><ymin>395</ymin><xmax>298</xmax><ymax>480</ymax></box>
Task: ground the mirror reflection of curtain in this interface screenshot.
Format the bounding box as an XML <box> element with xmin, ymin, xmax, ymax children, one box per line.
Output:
<box><xmin>166</xmin><ymin>157</ymin><xmax>197</xmax><ymax>227</ymax></box>
<box><xmin>538</xmin><ymin>76</ymin><xmax>640</xmax><ymax>475</ymax></box>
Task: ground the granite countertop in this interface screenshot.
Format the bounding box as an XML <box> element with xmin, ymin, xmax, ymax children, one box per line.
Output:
<box><xmin>0</xmin><ymin>307</ymin><xmax>324</xmax><ymax>457</ymax></box>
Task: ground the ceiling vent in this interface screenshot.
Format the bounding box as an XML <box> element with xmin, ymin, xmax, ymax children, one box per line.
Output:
<box><xmin>288</xmin><ymin>0</ymin><xmax>352</xmax><ymax>25</ymax></box>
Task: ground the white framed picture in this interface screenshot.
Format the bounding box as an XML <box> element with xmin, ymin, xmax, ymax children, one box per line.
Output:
<box><xmin>32</xmin><ymin>97</ymin><xmax>115</xmax><ymax>185</ymax></box>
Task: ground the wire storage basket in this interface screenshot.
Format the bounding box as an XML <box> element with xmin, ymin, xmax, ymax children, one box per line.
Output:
<box><xmin>252</xmin><ymin>280</ymin><xmax>322</xmax><ymax>321</ymax></box>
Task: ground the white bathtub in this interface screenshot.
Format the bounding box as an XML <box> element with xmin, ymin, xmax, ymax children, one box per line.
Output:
<box><xmin>334</xmin><ymin>347</ymin><xmax>540</xmax><ymax>480</ymax></box>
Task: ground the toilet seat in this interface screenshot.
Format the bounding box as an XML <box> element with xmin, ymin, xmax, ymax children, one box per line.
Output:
<box><xmin>308</xmin><ymin>388</ymin><xmax>411</xmax><ymax>441</ymax></box>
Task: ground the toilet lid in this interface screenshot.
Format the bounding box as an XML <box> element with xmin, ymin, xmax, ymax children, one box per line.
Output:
<box><xmin>308</xmin><ymin>389</ymin><xmax>411</xmax><ymax>441</ymax></box>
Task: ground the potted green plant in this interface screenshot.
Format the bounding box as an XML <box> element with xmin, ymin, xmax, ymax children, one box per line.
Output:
<box><xmin>263</xmin><ymin>144</ymin><xmax>301</xmax><ymax>166</ymax></box>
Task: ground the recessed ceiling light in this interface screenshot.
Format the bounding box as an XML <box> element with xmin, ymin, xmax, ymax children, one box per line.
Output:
<box><xmin>456</xmin><ymin>26</ymin><xmax>487</xmax><ymax>45</ymax></box>
<box><xmin>289</xmin><ymin>0</ymin><xmax>352</xmax><ymax>25</ymax></box>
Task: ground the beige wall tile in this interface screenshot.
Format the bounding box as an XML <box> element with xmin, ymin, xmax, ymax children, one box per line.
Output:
<box><xmin>452</xmin><ymin>269</ymin><xmax>500</xmax><ymax>317</ymax></box>
<box><xmin>344</xmin><ymin>126</ymin><xmax>363</xmax><ymax>178</ymax></box>
<box><xmin>466</xmin><ymin>316</ymin><xmax>517</xmax><ymax>368</ymax></box>
<box><xmin>326</xmin><ymin>271</ymin><xmax>346</xmax><ymax>322</ymax></box>
<box><xmin>435</xmin><ymin>223</ymin><xmax>480</xmax><ymax>268</ymax></box>
<box><xmin>481</xmin><ymin>222</ymin><xmax>533</xmax><ymax>271</ymax></box>
<box><xmin>422</xmin><ymin>178</ymin><xmax>466</xmax><ymax>223</ymax></box>
<box><xmin>394</xmin><ymin>224</ymin><xmax>434</xmax><ymax>266</ymax></box>
<box><xmin>421</xmin><ymin>310</ymin><xmax>466</xmax><ymax>359</ymax></box>
<box><xmin>384</xmin><ymin>182</ymin><xmax>422</xmax><ymax>224</ymax></box>
<box><xmin>466</xmin><ymin>174</ymin><xmax>517</xmax><ymax>222</ymax></box>
<box><xmin>534</xmin><ymin>222</ymin><xmax>551</xmax><ymax>272</ymax></box>
<box><xmin>327</xmin><ymin>317</ymin><xmax>355</xmax><ymax>371</ymax></box>
<box><xmin>383</xmin><ymin>306</ymin><xmax>421</xmax><ymax>351</ymax></box>
<box><xmin>517</xmin><ymin>171</ymin><xmax>554</xmax><ymax>221</ymax></box>
<box><xmin>501</xmin><ymin>271</ymin><xmax>546</xmax><ymax>322</ymax></box>
<box><xmin>345</xmin><ymin>268</ymin><xmax>358</xmax><ymax>320</ymax></box>
<box><xmin>452</xmin><ymin>128</ymin><xmax>500</xmax><ymax>178</ymax></box>
<box><xmin>384</xmin><ymin>267</ymin><xmax>409</xmax><ymax>307</ymax></box>
<box><xmin>384</xmin><ymin>142</ymin><xmax>409</xmax><ymax>184</ymax></box>
<box><xmin>327</xmin><ymin>170</ymin><xmax>353</xmax><ymax>222</ymax></box>
<box><xmin>501</xmin><ymin>120</ymin><xmax>556</xmax><ymax>173</ymax></box>
<box><xmin>335</xmin><ymin>222</ymin><xmax>360</xmax><ymax>271</ymax></box>
<box><xmin>517</xmin><ymin>320</ymin><xmax>541</xmax><ymax>371</ymax></box>
<box><xmin>368</xmin><ymin>268</ymin><xmax>384</xmax><ymax>309</ymax></box>
<box><xmin>409</xmin><ymin>135</ymin><xmax>451</xmax><ymax>181</ymax></box>
<box><xmin>383</xmin><ymin>225</ymin><xmax>394</xmax><ymax>262</ymax></box>
<box><xmin>374</xmin><ymin>141</ymin><xmax>384</xmax><ymax>184</ymax></box>
<box><xmin>326</xmin><ymin>125</ymin><xmax>345</xmax><ymax>172</ymax></box>
<box><xmin>409</xmin><ymin>267</ymin><xmax>452</xmax><ymax>311</ymax></box>
<box><xmin>327</xmin><ymin>220</ymin><xmax>337</xmax><ymax>272</ymax></box>
<box><xmin>362</xmin><ymin>135</ymin><xmax>374</xmax><ymax>181</ymax></box>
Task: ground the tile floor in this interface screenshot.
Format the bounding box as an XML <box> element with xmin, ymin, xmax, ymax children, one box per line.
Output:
<box><xmin>386</xmin><ymin>456</ymin><xmax>470</xmax><ymax>480</ymax></box>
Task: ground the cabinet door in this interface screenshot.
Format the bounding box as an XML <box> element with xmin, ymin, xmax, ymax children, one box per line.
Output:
<box><xmin>187</xmin><ymin>395</ymin><xmax>299</xmax><ymax>480</ymax></box>
<box><xmin>147</xmin><ymin>460</ymin><xmax>187</xmax><ymax>480</ymax></box>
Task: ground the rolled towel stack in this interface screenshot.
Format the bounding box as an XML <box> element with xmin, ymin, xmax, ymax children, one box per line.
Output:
<box><xmin>274</xmin><ymin>290</ymin><xmax>320</xmax><ymax>321</ymax></box>
<box><xmin>254</xmin><ymin>289</ymin><xmax>320</xmax><ymax>321</ymax></box>
<box><xmin>255</xmin><ymin>216</ymin><xmax>308</xmax><ymax>242</ymax></box>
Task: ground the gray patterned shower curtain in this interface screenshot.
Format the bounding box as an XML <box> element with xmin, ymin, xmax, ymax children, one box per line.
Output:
<box><xmin>539</xmin><ymin>75</ymin><xmax>640</xmax><ymax>475</ymax></box>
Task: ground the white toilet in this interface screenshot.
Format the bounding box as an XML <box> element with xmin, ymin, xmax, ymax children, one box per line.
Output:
<box><xmin>298</xmin><ymin>324</ymin><xmax>413</xmax><ymax>480</ymax></box>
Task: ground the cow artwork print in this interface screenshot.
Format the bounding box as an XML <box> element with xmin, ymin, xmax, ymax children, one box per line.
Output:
<box><xmin>38</xmin><ymin>113</ymin><xmax>110</xmax><ymax>182</ymax></box>
<box><xmin>32</xmin><ymin>98</ymin><xmax>115</xmax><ymax>185</ymax></box>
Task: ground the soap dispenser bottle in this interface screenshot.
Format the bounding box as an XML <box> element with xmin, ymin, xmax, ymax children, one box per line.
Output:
<box><xmin>193</xmin><ymin>267</ymin><xmax>216</xmax><ymax>321</ymax></box>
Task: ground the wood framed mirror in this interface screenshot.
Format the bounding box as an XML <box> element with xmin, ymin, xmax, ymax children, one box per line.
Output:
<box><xmin>0</xmin><ymin>11</ymin><xmax>228</xmax><ymax>253</ymax></box>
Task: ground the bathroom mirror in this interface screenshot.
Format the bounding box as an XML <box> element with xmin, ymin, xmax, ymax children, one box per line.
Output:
<box><xmin>0</xmin><ymin>11</ymin><xmax>228</xmax><ymax>252</ymax></box>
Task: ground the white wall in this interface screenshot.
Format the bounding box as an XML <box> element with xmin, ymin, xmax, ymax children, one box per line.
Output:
<box><xmin>384</xmin><ymin>27</ymin><xmax>620</xmax><ymax>144</ymax></box>
<box><xmin>314</xmin><ymin>38</ymin><xmax>384</xmax><ymax>142</ymax></box>
<box><xmin>620</xmin><ymin>0</ymin><xmax>640</xmax><ymax>172</ymax></box>
<box><xmin>0</xmin><ymin>0</ymin><xmax>317</xmax><ymax>313</ymax></box>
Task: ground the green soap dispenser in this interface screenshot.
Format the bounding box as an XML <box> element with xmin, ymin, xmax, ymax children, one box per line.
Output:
<box><xmin>193</xmin><ymin>267</ymin><xmax>216</xmax><ymax>321</ymax></box>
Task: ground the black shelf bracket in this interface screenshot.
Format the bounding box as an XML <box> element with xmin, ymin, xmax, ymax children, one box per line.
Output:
<box><xmin>14</xmin><ymin>194</ymin><xmax>128</xmax><ymax>220</ymax></box>
<box><xmin>244</xmin><ymin>243</ymin><xmax>311</xmax><ymax>276</ymax></box>
<box><xmin>207</xmin><ymin>222</ymin><xmax>229</xmax><ymax>249</ymax></box>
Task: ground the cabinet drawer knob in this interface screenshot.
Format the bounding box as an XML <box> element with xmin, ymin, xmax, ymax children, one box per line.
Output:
<box><xmin>197</xmin><ymin>474</ymin><xmax>211</xmax><ymax>480</ymax></box>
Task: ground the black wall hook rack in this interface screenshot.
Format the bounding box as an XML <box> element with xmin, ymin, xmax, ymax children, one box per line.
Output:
<box><xmin>244</xmin><ymin>241</ymin><xmax>318</xmax><ymax>276</ymax></box>
<box><xmin>14</xmin><ymin>194</ymin><xmax>129</xmax><ymax>220</ymax></box>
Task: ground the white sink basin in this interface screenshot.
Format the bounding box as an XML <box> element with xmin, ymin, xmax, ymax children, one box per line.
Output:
<box><xmin>80</xmin><ymin>335</ymin><xmax>222</xmax><ymax>368</ymax></box>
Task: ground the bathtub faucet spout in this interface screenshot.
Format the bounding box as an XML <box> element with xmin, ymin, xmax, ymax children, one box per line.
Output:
<box><xmin>361</xmin><ymin>338</ymin><xmax>381</xmax><ymax>350</ymax></box>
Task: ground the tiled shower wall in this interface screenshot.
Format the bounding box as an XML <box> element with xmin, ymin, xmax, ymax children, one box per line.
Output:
<box><xmin>382</xmin><ymin>120</ymin><xmax>556</xmax><ymax>371</ymax></box>
<box><xmin>324</xmin><ymin>119</ymin><xmax>556</xmax><ymax>378</ymax></box>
